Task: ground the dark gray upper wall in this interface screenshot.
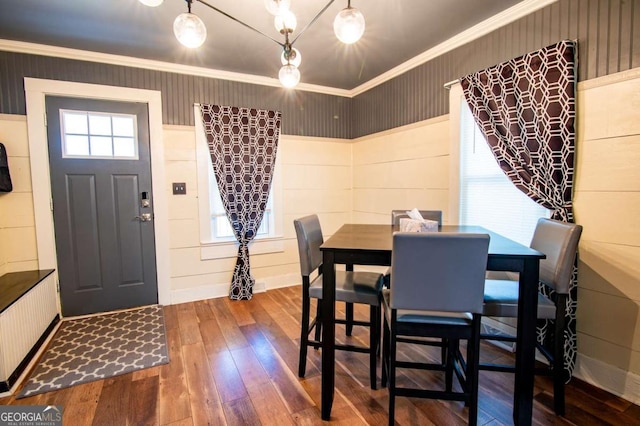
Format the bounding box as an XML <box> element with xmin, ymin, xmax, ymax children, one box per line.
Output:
<box><xmin>0</xmin><ymin>53</ymin><xmax>352</xmax><ymax>138</ymax></box>
<box><xmin>1</xmin><ymin>0</ymin><xmax>639</xmax><ymax>139</ymax></box>
<box><xmin>352</xmin><ymin>0</ymin><xmax>640</xmax><ymax>138</ymax></box>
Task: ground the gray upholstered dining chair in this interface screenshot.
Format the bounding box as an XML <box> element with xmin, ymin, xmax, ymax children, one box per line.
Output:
<box><xmin>391</xmin><ymin>209</ymin><xmax>443</xmax><ymax>226</ymax></box>
<box><xmin>482</xmin><ymin>217</ymin><xmax>583</xmax><ymax>415</ymax></box>
<box><xmin>381</xmin><ymin>232</ymin><xmax>490</xmax><ymax>426</ymax></box>
<box><xmin>294</xmin><ymin>214</ymin><xmax>385</xmax><ymax>389</ymax></box>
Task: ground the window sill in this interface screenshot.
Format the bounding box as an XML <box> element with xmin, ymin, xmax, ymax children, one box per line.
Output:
<box><xmin>200</xmin><ymin>236</ymin><xmax>284</xmax><ymax>260</ymax></box>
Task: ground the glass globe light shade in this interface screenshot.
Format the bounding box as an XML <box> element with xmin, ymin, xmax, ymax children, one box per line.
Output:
<box><xmin>264</xmin><ymin>0</ymin><xmax>291</xmax><ymax>16</ymax></box>
<box><xmin>274</xmin><ymin>11</ymin><xmax>297</xmax><ymax>33</ymax></box>
<box><xmin>281</xmin><ymin>47</ymin><xmax>301</xmax><ymax>67</ymax></box>
<box><xmin>173</xmin><ymin>12</ymin><xmax>207</xmax><ymax>48</ymax></box>
<box><xmin>279</xmin><ymin>64</ymin><xmax>300</xmax><ymax>88</ymax></box>
<box><xmin>139</xmin><ymin>0</ymin><xmax>163</xmax><ymax>6</ymax></box>
<box><xmin>333</xmin><ymin>7</ymin><xmax>365</xmax><ymax>44</ymax></box>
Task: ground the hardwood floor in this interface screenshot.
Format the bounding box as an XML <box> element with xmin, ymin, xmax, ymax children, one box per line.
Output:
<box><xmin>2</xmin><ymin>286</ymin><xmax>639</xmax><ymax>425</ymax></box>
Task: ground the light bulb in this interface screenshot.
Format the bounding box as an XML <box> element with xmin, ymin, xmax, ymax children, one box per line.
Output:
<box><xmin>274</xmin><ymin>11</ymin><xmax>297</xmax><ymax>33</ymax></box>
<box><xmin>333</xmin><ymin>6</ymin><xmax>365</xmax><ymax>44</ymax></box>
<box><xmin>139</xmin><ymin>0</ymin><xmax>163</xmax><ymax>6</ymax></box>
<box><xmin>173</xmin><ymin>12</ymin><xmax>207</xmax><ymax>48</ymax></box>
<box><xmin>279</xmin><ymin>64</ymin><xmax>300</xmax><ymax>88</ymax></box>
<box><xmin>264</xmin><ymin>0</ymin><xmax>291</xmax><ymax>16</ymax></box>
<box><xmin>281</xmin><ymin>47</ymin><xmax>301</xmax><ymax>67</ymax></box>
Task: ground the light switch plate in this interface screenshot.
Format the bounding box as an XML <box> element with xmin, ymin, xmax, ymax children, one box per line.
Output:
<box><xmin>172</xmin><ymin>182</ymin><xmax>186</xmax><ymax>195</ymax></box>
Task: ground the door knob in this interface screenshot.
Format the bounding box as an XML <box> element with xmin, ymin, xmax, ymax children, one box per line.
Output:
<box><xmin>134</xmin><ymin>213</ymin><xmax>152</xmax><ymax>222</ymax></box>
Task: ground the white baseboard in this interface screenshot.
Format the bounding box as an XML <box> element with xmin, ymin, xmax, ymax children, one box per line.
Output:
<box><xmin>169</xmin><ymin>273</ymin><xmax>301</xmax><ymax>304</ymax></box>
<box><xmin>574</xmin><ymin>354</ymin><xmax>640</xmax><ymax>405</ymax></box>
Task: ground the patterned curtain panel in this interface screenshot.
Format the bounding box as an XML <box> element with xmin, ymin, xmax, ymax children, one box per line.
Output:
<box><xmin>460</xmin><ymin>40</ymin><xmax>578</xmax><ymax>378</ymax></box>
<box><xmin>201</xmin><ymin>105</ymin><xmax>281</xmax><ymax>300</ymax></box>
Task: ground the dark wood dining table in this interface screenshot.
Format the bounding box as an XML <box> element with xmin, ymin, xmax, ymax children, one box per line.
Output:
<box><xmin>319</xmin><ymin>224</ymin><xmax>545</xmax><ymax>425</ymax></box>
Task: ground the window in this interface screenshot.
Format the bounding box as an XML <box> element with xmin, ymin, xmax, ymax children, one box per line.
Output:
<box><xmin>60</xmin><ymin>110</ymin><xmax>138</xmax><ymax>159</ymax></box>
<box><xmin>459</xmin><ymin>100</ymin><xmax>549</xmax><ymax>246</ymax></box>
<box><xmin>195</xmin><ymin>106</ymin><xmax>283</xmax><ymax>259</ymax></box>
<box><xmin>206</xmin><ymin>154</ymin><xmax>274</xmax><ymax>242</ymax></box>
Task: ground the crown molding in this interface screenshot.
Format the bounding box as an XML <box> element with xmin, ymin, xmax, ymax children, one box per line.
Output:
<box><xmin>0</xmin><ymin>39</ymin><xmax>351</xmax><ymax>98</ymax></box>
<box><xmin>0</xmin><ymin>0</ymin><xmax>556</xmax><ymax>99</ymax></box>
<box><xmin>349</xmin><ymin>0</ymin><xmax>558</xmax><ymax>96</ymax></box>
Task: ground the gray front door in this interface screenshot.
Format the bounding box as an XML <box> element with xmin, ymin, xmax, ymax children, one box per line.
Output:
<box><xmin>46</xmin><ymin>96</ymin><xmax>158</xmax><ymax>316</ymax></box>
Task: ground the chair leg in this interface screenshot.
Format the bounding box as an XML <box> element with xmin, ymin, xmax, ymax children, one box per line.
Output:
<box><xmin>466</xmin><ymin>315</ymin><xmax>481</xmax><ymax>426</ymax></box>
<box><xmin>441</xmin><ymin>339</ymin><xmax>447</xmax><ymax>367</ymax></box>
<box><xmin>445</xmin><ymin>339</ymin><xmax>455</xmax><ymax>392</ymax></box>
<box><xmin>346</xmin><ymin>302</ymin><xmax>354</xmax><ymax>336</ymax></box>
<box><xmin>381</xmin><ymin>315</ymin><xmax>390</xmax><ymax>388</ymax></box>
<box><xmin>369</xmin><ymin>305</ymin><xmax>379</xmax><ymax>390</ymax></box>
<box><xmin>553</xmin><ymin>294</ymin><xmax>568</xmax><ymax>416</ymax></box>
<box><xmin>298</xmin><ymin>294</ymin><xmax>311</xmax><ymax>378</ymax></box>
<box><xmin>388</xmin><ymin>323</ymin><xmax>397</xmax><ymax>426</ymax></box>
<box><xmin>376</xmin><ymin>304</ymin><xmax>382</xmax><ymax>357</ymax></box>
<box><xmin>314</xmin><ymin>302</ymin><xmax>322</xmax><ymax>343</ymax></box>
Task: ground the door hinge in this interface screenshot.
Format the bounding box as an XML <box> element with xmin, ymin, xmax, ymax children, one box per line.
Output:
<box><xmin>55</xmin><ymin>279</ymin><xmax>60</xmax><ymax>292</ymax></box>
<box><xmin>50</xmin><ymin>198</ymin><xmax>54</xmax><ymax>211</ymax></box>
<box><xmin>44</xmin><ymin>112</ymin><xmax>47</xmax><ymax>127</ymax></box>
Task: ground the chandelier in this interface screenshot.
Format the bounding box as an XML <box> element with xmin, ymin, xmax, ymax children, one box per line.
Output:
<box><xmin>139</xmin><ymin>0</ymin><xmax>365</xmax><ymax>89</ymax></box>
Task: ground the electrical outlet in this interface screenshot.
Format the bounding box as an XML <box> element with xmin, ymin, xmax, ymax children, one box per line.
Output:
<box><xmin>172</xmin><ymin>182</ymin><xmax>186</xmax><ymax>195</ymax></box>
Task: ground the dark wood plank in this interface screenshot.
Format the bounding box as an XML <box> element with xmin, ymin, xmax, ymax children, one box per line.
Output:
<box><xmin>193</xmin><ymin>299</ymin><xmax>215</xmax><ymax>322</ymax></box>
<box><xmin>223</xmin><ymin>296</ymin><xmax>256</xmax><ymax>326</ymax></box>
<box><xmin>182</xmin><ymin>342</ymin><xmax>226</xmax><ymax>426</ymax></box>
<box><xmin>208</xmin><ymin>349</ymin><xmax>248</xmax><ymax>403</ymax></box>
<box><xmin>246</xmin><ymin>382</ymin><xmax>297</xmax><ymax>425</ymax></box>
<box><xmin>176</xmin><ymin>302</ymin><xmax>202</xmax><ymax>345</ymax></box>
<box><xmin>209</xmin><ymin>297</ymin><xmax>249</xmax><ymax>350</ymax></box>
<box><xmin>59</xmin><ymin>381</ymin><xmax>103</xmax><ymax>426</ymax></box>
<box><xmin>240</xmin><ymin>323</ymin><xmax>315</xmax><ymax>415</ymax></box>
<box><xmin>199</xmin><ymin>316</ymin><xmax>229</xmax><ymax>355</ymax></box>
<box><xmin>128</xmin><ymin>375</ymin><xmax>159</xmax><ymax>426</ymax></box>
<box><xmin>131</xmin><ymin>364</ymin><xmax>161</xmax><ymax>381</ymax></box>
<box><xmin>222</xmin><ymin>396</ymin><xmax>261</xmax><ymax>426</ymax></box>
<box><xmin>163</xmin><ymin>304</ymin><xmax>179</xmax><ymax>331</ymax></box>
<box><xmin>91</xmin><ymin>375</ymin><xmax>131</xmax><ymax>426</ymax></box>
<box><xmin>230</xmin><ymin>346</ymin><xmax>271</xmax><ymax>390</ymax></box>
<box><xmin>158</xmin><ymin>376</ymin><xmax>191</xmax><ymax>425</ymax></box>
<box><xmin>158</xmin><ymin>325</ymin><xmax>191</xmax><ymax>424</ymax></box>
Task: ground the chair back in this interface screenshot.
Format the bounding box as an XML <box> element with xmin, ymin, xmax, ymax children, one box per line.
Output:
<box><xmin>294</xmin><ymin>215</ymin><xmax>324</xmax><ymax>277</ymax></box>
<box><xmin>391</xmin><ymin>210</ymin><xmax>442</xmax><ymax>226</ymax></box>
<box><xmin>390</xmin><ymin>232</ymin><xmax>489</xmax><ymax>313</ymax></box>
<box><xmin>530</xmin><ymin>218</ymin><xmax>582</xmax><ymax>295</ymax></box>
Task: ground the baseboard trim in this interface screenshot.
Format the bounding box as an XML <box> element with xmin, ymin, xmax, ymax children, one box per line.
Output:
<box><xmin>169</xmin><ymin>273</ymin><xmax>301</xmax><ymax>304</ymax></box>
<box><xmin>574</xmin><ymin>354</ymin><xmax>640</xmax><ymax>405</ymax></box>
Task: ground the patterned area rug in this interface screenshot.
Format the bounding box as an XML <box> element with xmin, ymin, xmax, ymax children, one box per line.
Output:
<box><xmin>17</xmin><ymin>305</ymin><xmax>169</xmax><ymax>398</ymax></box>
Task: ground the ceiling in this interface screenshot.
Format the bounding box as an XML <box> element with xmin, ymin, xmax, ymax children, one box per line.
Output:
<box><xmin>0</xmin><ymin>0</ymin><xmax>527</xmax><ymax>91</ymax></box>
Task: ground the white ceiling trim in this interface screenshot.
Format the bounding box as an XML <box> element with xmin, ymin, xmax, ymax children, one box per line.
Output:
<box><xmin>349</xmin><ymin>0</ymin><xmax>558</xmax><ymax>96</ymax></box>
<box><xmin>0</xmin><ymin>39</ymin><xmax>349</xmax><ymax>97</ymax></box>
<box><xmin>0</xmin><ymin>0</ymin><xmax>556</xmax><ymax>98</ymax></box>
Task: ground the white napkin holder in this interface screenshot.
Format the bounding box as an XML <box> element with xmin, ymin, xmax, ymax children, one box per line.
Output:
<box><xmin>399</xmin><ymin>218</ymin><xmax>439</xmax><ymax>232</ymax></box>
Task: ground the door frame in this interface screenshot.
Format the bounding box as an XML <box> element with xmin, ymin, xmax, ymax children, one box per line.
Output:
<box><xmin>24</xmin><ymin>78</ymin><xmax>170</xmax><ymax>310</ymax></box>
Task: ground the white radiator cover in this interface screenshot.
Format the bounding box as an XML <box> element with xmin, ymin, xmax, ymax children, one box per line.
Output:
<box><xmin>0</xmin><ymin>273</ymin><xmax>58</xmax><ymax>382</ymax></box>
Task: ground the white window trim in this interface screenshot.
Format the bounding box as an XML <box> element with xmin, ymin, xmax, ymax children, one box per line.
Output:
<box><xmin>194</xmin><ymin>105</ymin><xmax>284</xmax><ymax>260</ymax></box>
<box><xmin>448</xmin><ymin>83</ymin><xmax>465</xmax><ymax>223</ymax></box>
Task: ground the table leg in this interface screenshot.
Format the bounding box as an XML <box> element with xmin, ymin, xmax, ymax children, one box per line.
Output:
<box><xmin>513</xmin><ymin>258</ymin><xmax>539</xmax><ymax>425</ymax></box>
<box><xmin>321</xmin><ymin>250</ymin><xmax>336</xmax><ymax>420</ymax></box>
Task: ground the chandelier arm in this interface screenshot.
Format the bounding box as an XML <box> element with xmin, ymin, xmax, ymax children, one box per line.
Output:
<box><xmin>195</xmin><ymin>0</ymin><xmax>285</xmax><ymax>47</ymax></box>
<box><xmin>290</xmin><ymin>0</ymin><xmax>336</xmax><ymax>45</ymax></box>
